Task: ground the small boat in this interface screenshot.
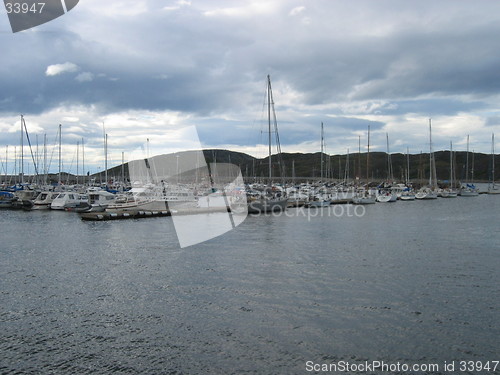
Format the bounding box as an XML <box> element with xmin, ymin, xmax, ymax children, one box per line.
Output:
<box><xmin>32</xmin><ymin>191</ymin><xmax>61</xmax><ymax>209</ymax></box>
<box><xmin>399</xmin><ymin>191</ymin><xmax>416</xmax><ymax>201</ymax></box>
<box><xmin>439</xmin><ymin>188</ymin><xmax>458</xmax><ymax>198</ymax></box>
<box><xmin>415</xmin><ymin>188</ymin><xmax>438</xmax><ymax>200</ymax></box>
<box><xmin>0</xmin><ymin>191</ymin><xmax>16</xmax><ymax>208</ymax></box>
<box><xmin>376</xmin><ymin>189</ymin><xmax>397</xmax><ymax>202</ymax></box>
<box><xmin>352</xmin><ymin>189</ymin><xmax>376</xmax><ymax>204</ymax></box>
<box><xmin>50</xmin><ymin>192</ymin><xmax>88</xmax><ymax>210</ymax></box>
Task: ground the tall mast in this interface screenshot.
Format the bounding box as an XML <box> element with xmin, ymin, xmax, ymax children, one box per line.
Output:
<box><xmin>429</xmin><ymin>118</ymin><xmax>437</xmax><ymax>189</ymax></box>
<box><xmin>58</xmin><ymin>124</ymin><xmax>62</xmax><ymax>185</ymax></box>
<box><xmin>492</xmin><ymin>133</ymin><xmax>495</xmax><ymax>188</ymax></box>
<box><xmin>43</xmin><ymin>134</ymin><xmax>47</xmax><ymax>185</ymax></box>
<box><xmin>76</xmin><ymin>141</ymin><xmax>79</xmax><ymax>185</ymax></box>
<box><xmin>465</xmin><ymin>135</ymin><xmax>470</xmax><ymax>184</ymax></box>
<box><xmin>366</xmin><ymin>125</ymin><xmax>370</xmax><ymax>183</ymax></box>
<box><xmin>449</xmin><ymin>141</ymin><xmax>454</xmax><ymax>189</ymax></box>
<box><xmin>105</xmin><ymin>133</ymin><xmax>108</xmax><ymax>186</ymax></box>
<box><xmin>267</xmin><ymin>75</ymin><xmax>272</xmax><ymax>184</ymax></box>
<box><xmin>4</xmin><ymin>146</ymin><xmax>7</xmax><ymax>185</ymax></box>
<box><xmin>345</xmin><ymin>148</ymin><xmax>350</xmax><ymax>183</ymax></box>
<box><xmin>358</xmin><ymin>135</ymin><xmax>361</xmax><ymax>180</ymax></box>
<box><xmin>20</xmin><ymin>115</ymin><xmax>24</xmax><ymax>184</ymax></box>
<box><xmin>386</xmin><ymin>133</ymin><xmax>393</xmax><ymax>181</ymax></box>
<box><xmin>406</xmin><ymin>147</ymin><xmax>410</xmax><ymax>185</ymax></box>
<box><xmin>82</xmin><ymin>137</ymin><xmax>85</xmax><ymax>186</ymax></box>
<box><xmin>320</xmin><ymin>122</ymin><xmax>324</xmax><ymax>181</ymax></box>
<box><xmin>121</xmin><ymin>151</ymin><xmax>125</xmax><ymax>185</ymax></box>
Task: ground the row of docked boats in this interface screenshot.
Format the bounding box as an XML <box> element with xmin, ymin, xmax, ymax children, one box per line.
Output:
<box><xmin>281</xmin><ymin>181</ymin><xmax>488</xmax><ymax>207</ymax></box>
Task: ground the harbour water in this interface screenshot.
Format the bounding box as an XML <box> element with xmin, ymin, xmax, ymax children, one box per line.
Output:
<box><xmin>1</xmin><ymin>195</ymin><xmax>499</xmax><ymax>374</ymax></box>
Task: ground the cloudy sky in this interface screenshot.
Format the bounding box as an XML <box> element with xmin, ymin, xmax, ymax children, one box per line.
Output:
<box><xmin>1</xmin><ymin>0</ymin><xmax>500</xmax><ymax>175</ymax></box>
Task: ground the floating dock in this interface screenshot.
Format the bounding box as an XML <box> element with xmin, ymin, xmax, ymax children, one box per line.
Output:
<box><xmin>80</xmin><ymin>207</ymin><xmax>231</xmax><ymax>221</ymax></box>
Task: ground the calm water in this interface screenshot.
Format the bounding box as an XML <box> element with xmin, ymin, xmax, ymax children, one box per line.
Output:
<box><xmin>1</xmin><ymin>195</ymin><xmax>499</xmax><ymax>374</ymax></box>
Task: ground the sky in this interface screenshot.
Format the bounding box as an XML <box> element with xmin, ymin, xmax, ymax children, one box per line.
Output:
<box><xmin>1</xmin><ymin>0</ymin><xmax>500</xmax><ymax>175</ymax></box>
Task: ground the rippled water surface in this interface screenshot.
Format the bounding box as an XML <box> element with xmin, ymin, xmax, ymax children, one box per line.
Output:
<box><xmin>1</xmin><ymin>195</ymin><xmax>499</xmax><ymax>374</ymax></box>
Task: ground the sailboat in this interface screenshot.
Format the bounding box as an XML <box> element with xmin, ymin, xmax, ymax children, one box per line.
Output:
<box><xmin>352</xmin><ymin>125</ymin><xmax>376</xmax><ymax>204</ymax></box>
<box><xmin>308</xmin><ymin>122</ymin><xmax>331</xmax><ymax>207</ymax></box>
<box><xmin>376</xmin><ymin>133</ymin><xmax>398</xmax><ymax>202</ymax></box>
<box><xmin>400</xmin><ymin>147</ymin><xmax>416</xmax><ymax>200</ymax></box>
<box><xmin>488</xmin><ymin>133</ymin><xmax>500</xmax><ymax>194</ymax></box>
<box><xmin>459</xmin><ymin>135</ymin><xmax>479</xmax><ymax>197</ymax></box>
<box><xmin>247</xmin><ymin>75</ymin><xmax>288</xmax><ymax>214</ymax></box>
<box><xmin>415</xmin><ymin>119</ymin><xmax>438</xmax><ymax>200</ymax></box>
<box><xmin>440</xmin><ymin>141</ymin><xmax>458</xmax><ymax>198</ymax></box>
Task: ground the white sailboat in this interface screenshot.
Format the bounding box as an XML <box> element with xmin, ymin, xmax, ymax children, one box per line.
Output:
<box><xmin>247</xmin><ymin>75</ymin><xmax>288</xmax><ymax>214</ymax></box>
<box><xmin>416</xmin><ymin>119</ymin><xmax>438</xmax><ymax>200</ymax></box>
<box><xmin>400</xmin><ymin>147</ymin><xmax>416</xmax><ymax>200</ymax></box>
<box><xmin>440</xmin><ymin>141</ymin><xmax>458</xmax><ymax>198</ymax></box>
<box><xmin>352</xmin><ymin>125</ymin><xmax>376</xmax><ymax>204</ymax></box>
<box><xmin>459</xmin><ymin>135</ymin><xmax>479</xmax><ymax>197</ymax></box>
<box><xmin>308</xmin><ymin>122</ymin><xmax>331</xmax><ymax>207</ymax></box>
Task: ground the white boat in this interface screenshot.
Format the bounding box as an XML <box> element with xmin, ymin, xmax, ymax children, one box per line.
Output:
<box><xmin>459</xmin><ymin>135</ymin><xmax>479</xmax><ymax>197</ymax></box>
<box><xmin>376</xmin><ymin>189</ymin><xmax>397</xmax><ymax>202</ymax></box>
<box><xmin>352</xmin><ymin>187</ymin><xmax>376</xmax><ymax>204</ymax></box>
<box><xmin>50</xmin><ymin>192</ymin><xmax>88</xmax><ymax>210</ymax></box>
<box><xmin>32</xmin><ymin>191</ymin><xmax>61</xmax><ymax>209</ymax></box>
<box><xmin>416</xmin><ymin>119</ymin><xmax>438</xmax><ymax>200</ymax></box>
<box><xmin>459</xmin><ymin>187</ymin><xmax>479</xmax><ymax>197</ymax></box>
<box><xmin>399</xmin><ymin>191</ymin><xmax>416</xmax><ymax>201</ymax></box>
<box><xmin>352</xmin><ymin>194</ymin><xmax>376</xmax><ymax>204</ymax></box>
<box><xmin>415</xmin><ymin>188</ymin><xmax>438</xmax><ymax>200</ymax></box>
<box><xmin>439</xmin><ymin>189</ymin><xmax>458</xmax><ymax>198</ymax></box>
<box><xmin>86</xmin><ymin>190</ymin><xmax>117</xmax><ymax>211</ymax></box>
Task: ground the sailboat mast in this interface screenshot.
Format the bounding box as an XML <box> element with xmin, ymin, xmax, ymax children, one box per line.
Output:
<box><xmin>366</xmin><ymin>125</ymin><xmax>370</xmax><ymax>183</ymax></box>
<box><xmin>76</xmin><ymin>141</ymin><xmax>79</xmax><ymax>185</ymax></box>
<box><xmin>58</xmin><ymin>124</ymin><xmax>62</xmax><ymax>185</ymax></box>
<box><xmin>465</xmin><ymin>135</ymin><xmax>469</xmax><ymax>184</ymax></box>
<box><xmin>320</xmin><ymin>122</ymin><xmax>324</xmax><ymax>181</ymax></box>
<box><xmin>105</xmin><ymin>133</ymin><xmax>108</xmax><ymax>186</ymax></box>
<box><xmin>20</xmin><ymin>115</ymin><xmax>24</xmax><ymax>184</ymax></box>
<box><xmin>267</xmin><ymin>75</ymin><xmax>272</xmax><ymax>184</ymax></box>
<box><xmin>4</xmin><ymin>145</ymin><xmax>7</xmax><ymax>185</ymax></box>
<box><xmin>450</xmin><ymin>141</ymin><xmax>454</xmax><ymax>188</ymax></box>
<box><xmin>406</xmin><ymin>147</ymin><xmax>410</xmax><ymax>185</ymax></box>
<box><xmin>82</xmin><ymin>137</ymin><xmax>85</xmax><ymax>186</ymax></box>
<box><xmin>491</xmin><ymin>133</ymin><xmax>495</xmax><ymax>188</ymax></box>
<box><xmin>358</xmin><ymin>135</ymin><xmax>361</xmax><ymax>180</ymax></box>
<box><xmin>428</xmin><ymin>118</ymin><xmax>437</xmax><ymax>188</ymax></box>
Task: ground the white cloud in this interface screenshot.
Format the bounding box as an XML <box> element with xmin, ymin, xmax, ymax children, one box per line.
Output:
<box><xmin>289</xmin><ymin>6</ymin><xmax>305</xmax><ymax>16</ymax></box>
<box><xmin>45</xmin><ymin>62</ymin><xmax>79</xmax><ymax>76</ymax></box>
<box><xmin>75</xmin><ymin>72</ymin><xmax>94</xmax><ymax>82</ymax></box>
